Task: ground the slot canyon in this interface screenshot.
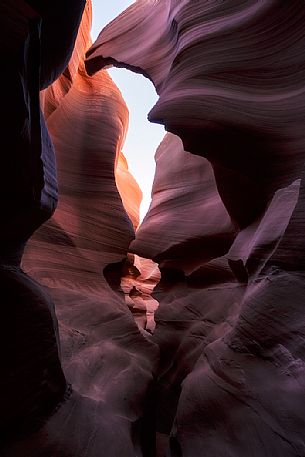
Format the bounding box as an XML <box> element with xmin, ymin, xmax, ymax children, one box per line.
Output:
<box><xmin>2</xmin><ymin>1</ymin><xmax>305</xmax><ymax>456</ymax></box>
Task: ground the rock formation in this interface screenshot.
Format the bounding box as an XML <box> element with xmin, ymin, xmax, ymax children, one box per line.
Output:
<box><xmin>131</xmin><ymin>133</ymin><xmax>235</xmax><ymax>273</ymax></box>
<box><xmin>1</xmin><ymin>0</ymin><xmax>84</xmax><ymax>255</ymax></box>
<box><xmin>121</xmin><ymin>255</ymin><xmax>160</xmax><ymax>334</ymax></box>
<box><xmin>116</xmin><ymin>152</ymin><xmax>143</xmax><ymax>230</ymax></box>
<box><xmin>3</xmin><ymin>0</ymin><xmax>305</xmax><ymax>456</ymax></box>
<box><xmin>86</xmin><ymin>1</ymin><xmax>305</xmax><ymax>456</ymax></box>
<box><xmin>1</xmin><ymin>0</ymin><xmax>85</xmax><ymax>447</ymax></box>
<box><xmin>87</xmin><ymin>0</ymin><xmax>305</xmax><ymax>228</ymax></box>
<box><xmin>2</xmin><ymin>2</ymin><xmax>157</xmax><ymax>456</ymax></box>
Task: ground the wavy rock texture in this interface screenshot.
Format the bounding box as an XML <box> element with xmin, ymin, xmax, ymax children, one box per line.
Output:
<box><xmin>3</xmin><ymin>2</ymin><xmax>157</xmax><ymax>456</ymax></box>
<box><xmin>170</xmin><ymin>176</ymin><xmax>305</xmax><ymax>457</ymax></box>
<box><xmin>23</xmin><ymin>0</ymin><xmax>134</xmax><ymax>292</ymax></box>
<box><xmin>25</xmin><ymin>65</ymin><xmax>137</xmax><ymax>283</ymax></box>
<box><xmin>131</xmin><ymin>133</ymin><xmax>235</xmax><ymax>272</ymax></box>
<box><xmin>151</xmin><ymin>177</ymin><xmax>300</xmax><ymax>453</ymax></box>
<box><xmin>130</xmin><ymin>136</ymin><xmax>302</xmax><ymax>455</ymax></box>
<box><xmin>87</xmin><ymin>0</ymin><xmax>305</xmax><ymax>228</ymax></box>
<box><xmin>4</xmin><ymin>0</ymin><xmax>305</xmax><ymax>456</ymax></box>
<box><xmin>87</xmin><ymin>2</ymin><xmax>305</xmax><ymax>456</ymax></box>
<box><xmin>121</xmin><ymin>255</ymin><xmax>160</xmax><ymax>334</ymax></box>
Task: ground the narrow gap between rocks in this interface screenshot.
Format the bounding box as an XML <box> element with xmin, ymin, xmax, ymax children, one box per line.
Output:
<box><xmin>109</xmin><ymin>67</ymin><xmax>165</xmax><ymax>223</ymax></box>
<box><xmin>93</xmin><ymin>62</ymin><xmax>166</xmax><ymax>334</ymax></box>
<box><xmin>91</xmin><ymin>0</ymin><xmax>165</xmax><ymax>222</ymax></box>
<box><xmin>108</xmin><ymin>68</ymin><xmax>163</xmax><ymax>333</ymax></box>
<box><xmin>91</xmin><ymin>2</ymin><xmax>164</xmax><ymax>333</ymax></box>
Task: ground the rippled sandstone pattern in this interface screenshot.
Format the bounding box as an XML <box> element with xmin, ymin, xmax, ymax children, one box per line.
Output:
<box><xmin>131</xmin><ymin>133</ymin><xmax>235</xmax><ymax>273</ymax></box>
<box><xmin>2</xmin><ymin>2</ymin><xmax>157</xmax><ymax>456</ymax></box>
<box><xmin>3</xmin><ymin>0</ymin><xmax>305</xmax><ymax>456</ymax></box>
<box><xmin>87</xmin><ymin>0</ymin><xmax>305</xmax><ymax>228</ymax></box>
<box><xmin>87</xmin><ymin>1</ymin><xmax>305</xmax><ymax>456</ymax></box>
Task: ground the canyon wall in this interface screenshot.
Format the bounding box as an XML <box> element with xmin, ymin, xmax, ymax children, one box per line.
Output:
<box><xmin>3</xmin><ymin>0</ymin><xmax>305</xmax><ymax>456</ymax></box>
<box><xmin>0</xmin><ymin>0</ymin><xmax>85</xmax><ymax>257</ymax></box>
<box><xmin>131</xmin><ymin>133</ymin><xmax>235</xmax><ymax>273</ymax></box>
<box><xmin>2</xmin><ymin>2</ymin><xmax>157</xmax><ymax>456</ymax></box>
<box><xmin>87</xmin><ymin>0</ymin><xmax>305</xmax><ymax>227</ymax></box>
<box><xmin>0</xmin><ymin>0</ymin><xmax>85</xmax><ymax>447</ymax></box>
<box><xmin>87</xmin><ymin>1</ymin><xmax>305</xmax><ymax>456</ymax></box>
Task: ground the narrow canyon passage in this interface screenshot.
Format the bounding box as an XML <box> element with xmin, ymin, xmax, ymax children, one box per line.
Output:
<box><xmin>89</xmin><ymin>0</ymin><xmax>167</xmax><ymax>336</ymax></box>
<box><xmin>90</xmin><ymin>0</ymin><xmax>165</xmax><ymax>222</ymax></box>
<box><xmin>96</xmin><ymin>68</ymin><xmax>165</xmax><ymax>334</ymax></box>
<box><xmin>2</xmin><ymin>1</ymin><xmax>305</xmax><ymax>457</ymax></box>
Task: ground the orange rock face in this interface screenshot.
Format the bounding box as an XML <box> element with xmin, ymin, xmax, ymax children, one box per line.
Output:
<box><xmin>5</xmin><ymin>2</ymin><xmax>158</xmax><ymax>456</ymax></box>
<box><xmin>116</xmin><ymin>151</ymin><xmax>143</xmax><ymax>230</ymax></box>
<box><xmin>25</xmin><ymin>2</ymin><xmax>143</xmax><ymax>289</ymax></box>
<box><xmin>25</xmin><ymin>7</ymin><xmax>135</xmax><ymax>291</ymax></box>
<box><xmin>121</xmin><ymin>255</ymin><xmax>160</xmax><ymax>334</ymax></box>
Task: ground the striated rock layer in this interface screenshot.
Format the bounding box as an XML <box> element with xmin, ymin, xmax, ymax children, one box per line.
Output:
<box><xmin>131</xmin><ymin>133</ymin><xmax>235</xmax><ymax>273</ymax></box>
<box><xmin>29</xmin><ymin>63</ymin><xmax>136</xmax><ymax>291</ymax></box>
<box><xmin>3</xmin><ymin>2</ymin><xmax>157</xmax><ymax>456</ymax></box>
<box><xmin>87</xmin><ymin>0</ymin><xmax>305</xmax><ymax>228</ymax></box>
<box><xmin>87</xmin><ymin>1</ymin><xmax>305</xmax><ymax>456</ymax></box>
<box><xmin>3</xmin><ymin>0</ymin><xmax>305</xmax><ymax>455</ymax></box>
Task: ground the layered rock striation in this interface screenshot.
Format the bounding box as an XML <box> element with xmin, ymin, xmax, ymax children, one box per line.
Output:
<box><xmin>87</xmin><ymin>1</ymin><xmax>305</xmax><ymax>456</ymax></box>
<box><xmin>87</xmin><ymin>0</ymin><xmax>305</xmax><ymax>228</ymax></box>
<box><xmin>131</xmin><ymin>133</ymin><xmax>235</xmax><ymax>273</ymax></box>
<box><xmin>2</xmin><ymin>2</ymin><xmax>157</xmax><ymax>456</ymax></box>
<box><xmin>3</xmin><ymin>0</ymin><xmax>305</xmax><ymax>456</ymax></box>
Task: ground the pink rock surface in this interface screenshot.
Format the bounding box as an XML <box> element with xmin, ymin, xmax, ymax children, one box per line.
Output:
<box><xmin>171</xmin><ymin>175</ymin><xmax>305</xmax><ymax>456</ymax></box>
<box><xmin>131</xmin><ymin>133</ymin><xmax>235</xmax><ymax>272</ymax></box>
<box><xmin>121</xmin><ymin>255</ymin><xmax>160</xmax><ymax>333</ymax></box>
<box><xmin>4</xmin><ymin>1</ymin><xmax>305</xmax><ymax>456</ymax></box>
<box><xmin>227</xmin><ymin>179</ymin><xmax>300</xmax><ymax>278</ymax></box>
<box><xmin>25</xmin><ymin>65</ymin><xmax>135</xmax><ymax>289</ymax></box>
<box><xmin>86</xmin><ymin>0</ymin><xmax>305</xmax><ymax>228</ymax></box>
<box><xmin>151</xmin><ymin>178</ymin><xmax>301</xmax><ymax>453</ymax></box>
<box><xmin>1</xmin><ymin>0</ymin><xmax>85</xmax><ymax>446</ymax></box>
<box><xmin>86</xmin><ymin>2</ymin><xmax>305</xmax><ymax>455</ymax></box>
<box><xmin>24</xmin><ymin>0</ymin><xmax>138</xmax><ymax>290</ymax></box>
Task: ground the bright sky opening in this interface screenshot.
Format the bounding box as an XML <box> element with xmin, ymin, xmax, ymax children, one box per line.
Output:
<box><xmin>90</xmin><ymin>0</ymin><xmax>165</xmax><ymax>222</ymax></box>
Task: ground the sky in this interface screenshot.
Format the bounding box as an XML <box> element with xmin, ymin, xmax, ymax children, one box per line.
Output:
<box><xmin>90</xmin><ymin>0</ymin><xmax>166</xmax><ymax>221</ymax></box>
